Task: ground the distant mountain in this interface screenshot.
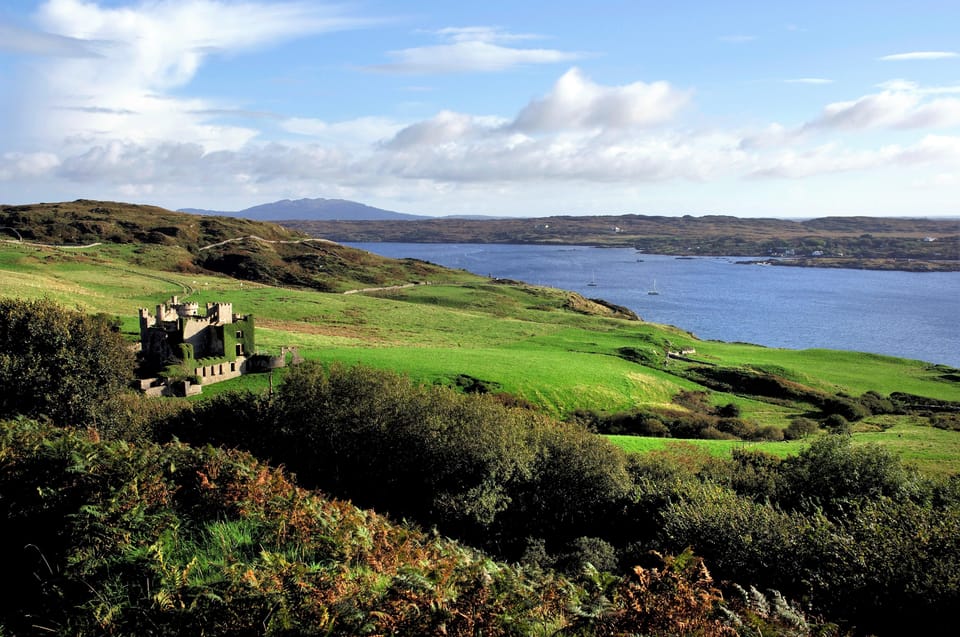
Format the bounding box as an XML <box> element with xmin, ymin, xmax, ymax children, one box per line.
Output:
<box><xmin>179</xmin><ymin>198</ymin><xmax>428</xmax><ymax>221</ymax></box>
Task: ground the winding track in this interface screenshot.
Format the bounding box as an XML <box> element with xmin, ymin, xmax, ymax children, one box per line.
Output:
<box><xmin>4</xmin><ymin>230</ymin><xmax>423</xmax><ymax>297</ymax></box>
<box><xmin>198</xmin><ymin>235</ymin><xmax>336</xmax><ymax>251</ymax></box>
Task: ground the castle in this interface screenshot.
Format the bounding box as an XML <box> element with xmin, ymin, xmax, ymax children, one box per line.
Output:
<box><xmin>137</xmin><ymin>296</ymin><xmax>257</xmax><ymax>396</ymax></box>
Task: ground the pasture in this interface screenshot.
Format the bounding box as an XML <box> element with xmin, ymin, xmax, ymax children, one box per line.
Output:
<box><xmin>2</xmin><ymin>241</ymin><xmax>959</xmax><ymax>473</ymax></box>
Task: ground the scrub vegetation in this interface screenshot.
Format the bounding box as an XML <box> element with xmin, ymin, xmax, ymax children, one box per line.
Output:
<box><xmin>2</xmin><ymin>201</ymin><xmax>959</xmax><ymax>634</ymax></box>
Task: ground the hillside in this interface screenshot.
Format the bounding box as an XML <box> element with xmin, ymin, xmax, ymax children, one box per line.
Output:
<box><xmin>2</xmin><ymin>201</ymin><xmax>960</xmax><ymax>634</ymax></box>
<box><xmin>283</xmin><ymin>214</ymin><xmax>960</xmax><ymax>271</ymax></box>
<box><xmin>1</xmin><ymin>199</ymin><xmax>298</xmax><ymax>248</ymax></box>
<box><xmin>0</xmin><ymin>200</ymin><xmax>471</xmax><ymax>293</ymax></box>
<box><xmin>1</xmin><ymin>204</ymin><xmax>957</xmax><ymax>473</ymax></box>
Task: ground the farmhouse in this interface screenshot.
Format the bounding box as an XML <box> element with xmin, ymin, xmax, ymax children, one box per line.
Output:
<box><xmin>137</xmin><ymin>296</ymin><xmax>261</xmax><ymax>396</ymax></box>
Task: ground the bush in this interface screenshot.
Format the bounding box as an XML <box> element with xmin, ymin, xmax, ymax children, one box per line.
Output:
<box><xmin>819</xmin><ymin>396</ymin><xmax>870</xmax><ymax>422</ymax></box>
<box><xmin>716</xmin><ymin>402</ymin><xmax>742</xmax><ymax>418</ymax></box>
<box><xmin>775</xmin><ymin>434</ymin><xmax>919</xmax><ymax>514</ymax></box>
<box><xmin>784</xmin><ymin>417</ymin><xmax>818</xmax><ymax>440</ymax></box>
<box><xmin>0</xmin><ymin>298</ymin><xmax>134</xmax><ymax>427</ymax></box>
<box><xmin>822</xmin><ymin>413</ymin><xmax>851</xmax><ymax>434</ymax></box>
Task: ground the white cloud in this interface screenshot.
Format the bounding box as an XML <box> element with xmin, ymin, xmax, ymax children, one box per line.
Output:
<box><xmin>880</xmin><ymin>51</ymin><xmax>958</xmax><ymax>61</ymax></box>
<box><xmin>510</xmin><ymin>68</ymin><xmax>690</xmax><ymax>132</ymax></box>
<box><xmin>383</xmin><ymin>111</ymin><xmax>507</xmax><ymax>149</ymax></box>
<box><xmin>805</xmin><ymin>83</ymin><xmax>960</xmax><ymax>132</ymax></box>
<box><xmin>432</xmin><ymin>26</ymin><xmax>542</xmax><ymax>43</ymax></box>
<box><xmin>0</xmin><ymin>151</ymin><xmax>61</xmax><ymax>180</ymax></box>
<box><xmin>0</xmin><ymin>22</ymin><xmax>102</xmax><ymax>57</ymax></box>
<box><xmin>807</xmin><ymin>91</ymin><xmax>923</xmax><ymax>130</ymax></box>
<box><xmin>738</xmin><ymin>123</ymin><xmax>797</xmax><ymax>150</ymax></box>
<box><xmin>367</xmin><ymin>26</ymin><xmax>583</xmax><ymax>74</ymax></box>
<box><xmin>876</xmin><ymin>79</ymin><xmax>960</xmax><ymax>95</ymax></box>
<box><xmin>18</xmin><ymin>0</ymin><xmax>371</xmax><ymax>150</ymax></box>
<box><xmin>750</xmin><ymin>135</ymin><xmax>960</xmax><ymax>179</ymax></box>
<box><xmin>281</xmin><ymin>116</ymin><xmax>404</xmax><ymax>147</ymax></box>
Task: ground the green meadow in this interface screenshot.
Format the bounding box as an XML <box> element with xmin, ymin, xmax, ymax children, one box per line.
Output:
<box><xmin>2</xmin><ymin>240</ymin><xmax>959</xmax><ymax>474</ymax></box>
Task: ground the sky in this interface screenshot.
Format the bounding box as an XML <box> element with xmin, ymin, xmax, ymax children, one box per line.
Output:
<box><xmin>2</xmin><ymin>1</ymin><xmax>960</xmax><ymax>218</ymax></box>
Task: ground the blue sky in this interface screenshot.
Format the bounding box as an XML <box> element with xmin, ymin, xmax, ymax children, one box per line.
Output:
<box><xmin>2</xmin><ymin>0</ymin><xmax>960</xmax><ymax>217</ymax></box>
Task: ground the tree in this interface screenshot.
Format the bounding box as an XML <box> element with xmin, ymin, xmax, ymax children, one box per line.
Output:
<box><xmin>0</xmin><ymin>298</ymin><xmax>134</xmax><ymax>426</ymax></box>
<box><xmin>784</xmin><ymin>417</ymin><xmax>818</xmax><ymax>440</ymax></box>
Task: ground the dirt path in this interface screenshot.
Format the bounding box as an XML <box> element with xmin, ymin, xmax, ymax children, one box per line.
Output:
<box><xmin>198</xmin><ymin>235</ymin><xmax>337</xmax><ymax>251</ymax></box>
<box><xmin>2</xmin><ymin>238</ymin><xmax>103</xmax><ymax>249</ymax></box>
<box><xmin>342</xmin><ymin>282</ymin><xmax>429</xmax><ymax>295</ymax></box>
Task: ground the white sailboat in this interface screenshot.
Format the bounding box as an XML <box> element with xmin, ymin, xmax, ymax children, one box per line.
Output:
<box><xmin>648</xmin><ymin>279</ymin><xmax>660</xmax><ymax>295</ymax></box>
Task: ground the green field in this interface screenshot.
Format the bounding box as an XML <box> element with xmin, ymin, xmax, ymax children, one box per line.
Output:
<box><xmin>2</xmin><ymin>240</ymin><xmax>959</xmax><ymax>474</ymax></box>
<box><xmin>606</xmin><ymin>435</ymin><xmax>806</xmax><ymax>458</ymax></box>
<box><xmin>607</xmin><ymin>418</ymin><xmax>960</xmax><ymax>476</ymax></box>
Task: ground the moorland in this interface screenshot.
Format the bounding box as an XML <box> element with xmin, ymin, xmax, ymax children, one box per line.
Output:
<box><xmin>2</xmin><ymin>200</ymin><xmax>959</xmax><ymax>635</ymax></box>
<box><xmin>283</xmin><ymin>213</ymin><xmax>960</xmax><ymax>271</ymax></box>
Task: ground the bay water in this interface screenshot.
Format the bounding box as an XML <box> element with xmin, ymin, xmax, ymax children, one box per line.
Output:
<box><xmin>347</xmin><ymin>243</ymin><xmax>960</xmax><ymax>368</ymax></box>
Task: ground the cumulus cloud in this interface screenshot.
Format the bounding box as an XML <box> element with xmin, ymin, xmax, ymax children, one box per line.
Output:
<box><xmin>35</xmin><ymin>68</ymin><xmax>723</xmax><ymax>191</ymax></box>
<box><xmin>510</xmin><ymin>68</ymin><xmax>690</xmax><ymax>132</ymax></box>
<box><xmin>880</xmin><ymin>51</ymin><xmax>958</xmax><ymax>61</ymax></box>
<box><xmin>806</xmin><ymin>91</ymin><xmax>923</xmax><ymax>130</ymax></box>
<box><xmin>367</xmin><ymin>26</ymin><xmax>584</xmax><ymax>74</ymax></box>
<box><xmin>805</xmin><ymin>83</ymin><xmax>960</xmax><ymax>132</ymax></box>
<box><xmin>383</xmin><ymin>111</ymin><xmax>506</xmax><ymax>149</ymax></box>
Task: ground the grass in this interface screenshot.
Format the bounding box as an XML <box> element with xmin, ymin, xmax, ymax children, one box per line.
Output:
<box><xmin>691</xmin><ymin>341</ymin><xmax>959</xmax><ymax>399</ymax></box>
<box><xmin>606</xmin><ymin>435</ymin><xmax>806</xmax><ymax>458</ymax></box>
<box><xmin>854</xmin><ymin>417</ymin><xmax>960</xmax><ymax>476</ymax></box>
<box><xmin>608</xmin><ymin>417</ymin><xmax>960</xmax><ymax>476</ymax></box>
<box><xmin>2</xmin><ymin>241</ymin><xmax>959</xmax><ymax>472</ymax></box>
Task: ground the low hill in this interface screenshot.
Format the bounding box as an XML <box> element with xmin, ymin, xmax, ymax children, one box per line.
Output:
<box><xmin>1</xmin><ymin>199</ymin><xmax>298</xmax><ymax>249</ymax></box>
<box><xmin>180</xmin><ymin>197</ymin><xmax>427</xmax><ymax>221</ymax></box>
<box><xmin>0</xmin><ymin>200</ymin><xmax>468</xmax><ymax>293</ymax></box>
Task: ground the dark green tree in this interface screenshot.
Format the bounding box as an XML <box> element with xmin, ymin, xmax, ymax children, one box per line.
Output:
<box><xmin>0</xmin><ymin>298</ymin><xmax>134</xmax><ymax>426</ymax></box>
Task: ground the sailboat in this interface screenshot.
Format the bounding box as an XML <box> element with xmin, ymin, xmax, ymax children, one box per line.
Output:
<box><xmin>587</xmin><ymin>271</ymin><xmax>597</xmax><ymax>287</ymax></box>
<box><xmin>648</xmin><ymin>279</ymin><xmax>660</xmax><ymax>295</ymax></box>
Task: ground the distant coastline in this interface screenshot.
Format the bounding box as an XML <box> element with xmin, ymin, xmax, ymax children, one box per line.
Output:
<box><xmin>283</xmin><ymin>214</ymin><xmax>959</xmax><ymax>273</ymax></box>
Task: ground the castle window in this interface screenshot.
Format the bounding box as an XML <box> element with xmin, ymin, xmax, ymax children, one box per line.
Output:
<box><xmin>236</xmin><ymin>330</ymin><xmax>243</xmax><ymax>338</ymax></box>
<box><xmin>236</xmin><ymin>343</ymin><xmax>243</xmax><ymax>356</ymax></box>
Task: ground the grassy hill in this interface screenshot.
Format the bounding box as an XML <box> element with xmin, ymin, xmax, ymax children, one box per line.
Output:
<box><xmin>0</xmin><ymin>200</ymin><xmax>479</xmax><ymax>292</ymax></box>
<box><xmin>1</xmin><ymin>201</ymin><xmax>958</xmax><ymax>474</ymax></box>
<box><xmin>3</xmin><ymin>201</ymin><xmax>960</xmax><ymax>634</ymax></box>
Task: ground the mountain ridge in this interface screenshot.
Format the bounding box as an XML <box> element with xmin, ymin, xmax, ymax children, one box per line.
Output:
<box><xmin>180</xmin><ymin>197</ymin><xmax>429</xmax><ymax>221</ymax></box>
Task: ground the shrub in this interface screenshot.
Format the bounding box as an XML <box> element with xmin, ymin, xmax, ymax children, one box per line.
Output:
<box><xmin>0</xmin><ymin>298</ymin><xmax>134</xmax><ymax>427</ymax></box>
<box><xmin>819</xmin><ymin>396</ymin><xmax>870</xmax><ymax>422</ymax></box>
<box><xmin>784</xmin><ymin>417</ymin><xmax>818</xmax><ymax>440</ymax></box>
<box><xmin>716</xmin><ymin>403</ymin><xmax>742</xmax><ymax>418</ymax></box>
<box><xmin>858</xmin><ymin>390</ymin><xmax>896</xmax><ymax>415</ymax></box>
<box><xmin>822</xmin><ymin>413</ymin><xmax>850</xmax><ymax>434</ymax></box>
<box><xmin>775</xmin><ymin>434</ymin><xmax>919</xmax><ymax>514</ymax></box>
